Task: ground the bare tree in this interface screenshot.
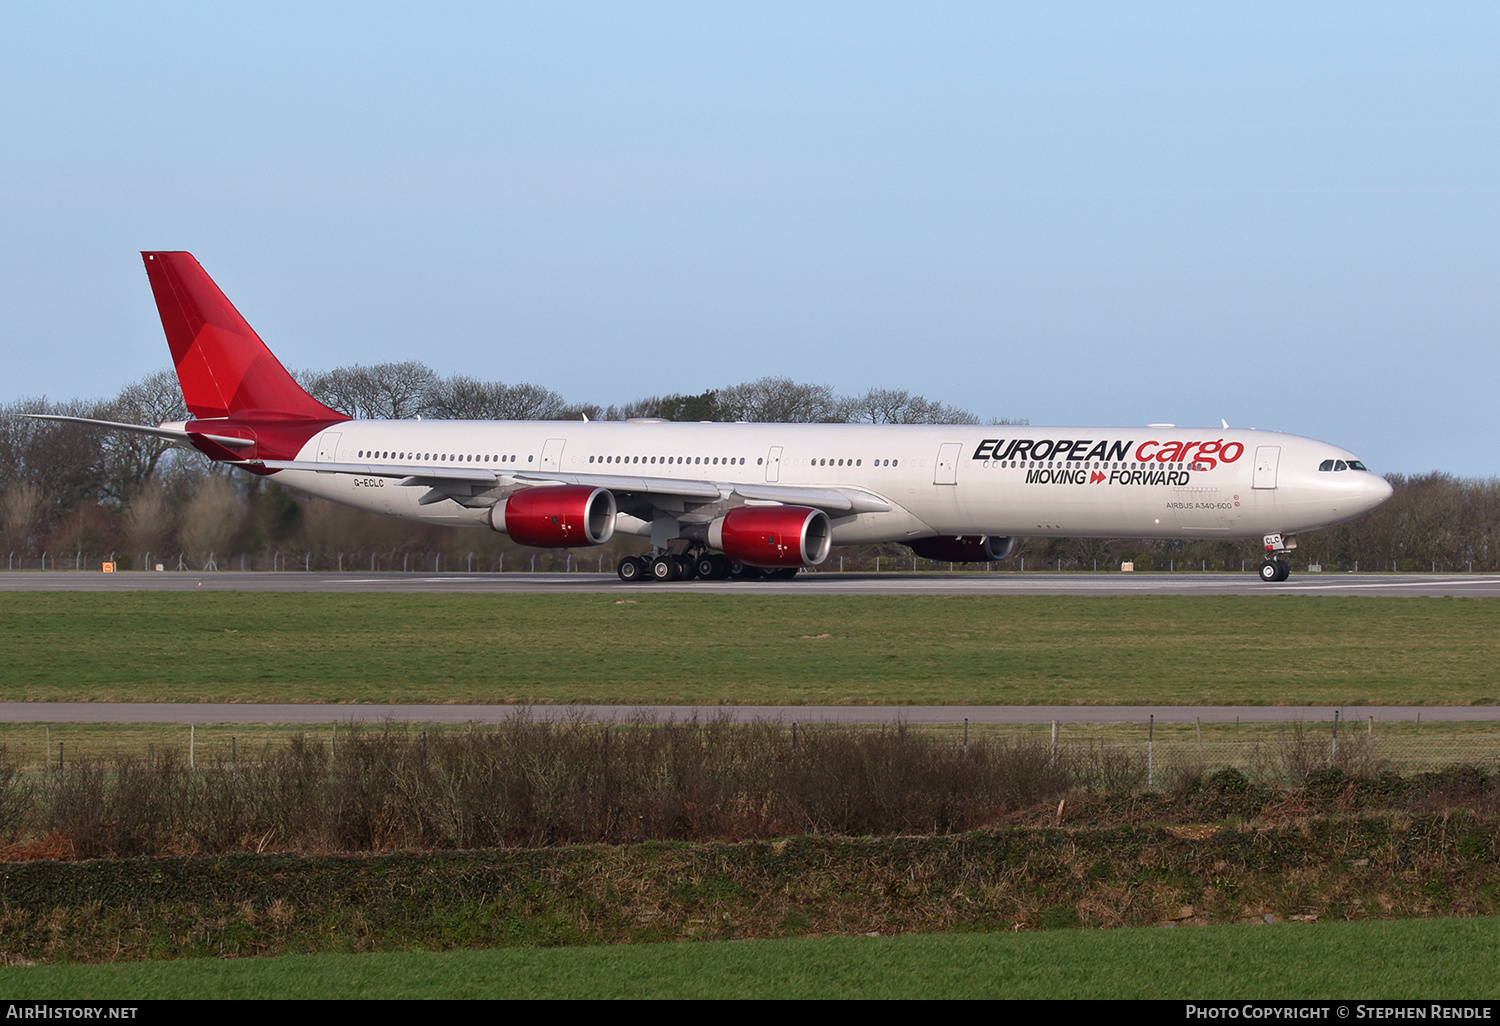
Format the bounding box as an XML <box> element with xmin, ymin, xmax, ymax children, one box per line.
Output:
<box><xmin>845</xmin><ymin>387</ymin><xmax>981</xmax><ymax>425</ymax></box>
<box><xmin>91</xmin><ymin>370</ymin><xmax>191</xmax><ymax>502</ymax></box>
<box><xmin>0</xmin><ymin>482</ymin><xmax>44</xmax><ymax>554</ymax></box>
<box><xmin>423</xmin><ymin>376</ymin><xmax>566</xmax><ymax>420</ymax></box>
<box><xmin>717</xmin><ymin>378</ymin><xmax>844</xmax><ymax>423</ymax></box>
<box><xmin>301</xmin><ymin>362</ymin><xmax>438</xmax><ymax>419</ymax></box>
<box><xmin>177</xmin><ymin>474</ymin><xmax>244</xmax><ymax>568</ymax></box>
<box><xmin>122</xmin><ymin>479</ymin><xmax>175</xmax><ymax>556</ymax></box>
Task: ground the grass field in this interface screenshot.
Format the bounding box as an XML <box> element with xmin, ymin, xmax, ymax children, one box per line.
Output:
<box><xmin>3</xmin><ymin>592</ymin><xmax>1500</xmax><ymax>706</ymax></box>
<box><xmin>1</xmin><ymin>917</ymin><xmax>1496</xmax><ymax>999</ymax></box>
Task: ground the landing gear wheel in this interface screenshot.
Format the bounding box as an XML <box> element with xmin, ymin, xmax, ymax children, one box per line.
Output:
<box><xmin>617</xmin><ymin>556</ymin><xmax>646</xmax><ymax>582</ymax></box>
<box><xmin>650</xmin><ymin>555</ymin><xmax>680</xmax><ymax>582</ymax></box>
<box><xmin>767</xmin><ymin>567</ymin><xmax>799</xmax><ymax>580</ymax></box>
<box><xmin>695</xmin><ymin>554</ymin><xmax>725</xmax><ymax>580</ymax></box>
<box><xmin>1259</xmin><ymin>559</ymin><xmax>1291</xmax><ymax>582</ymax></box>
<box><xmin>727</xmin><ymin>560</ymin><xmax>753</xmax><ymax>580</ymax></box>
<box><xmin>674</xmin><ymin>554</ymin><xmax>696</xmax><ymax>580</ymax></box>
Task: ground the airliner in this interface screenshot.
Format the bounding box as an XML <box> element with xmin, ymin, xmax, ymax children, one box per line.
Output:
<box><xmin>37</xmin><ymin>252</ymin><xmax>1394</xmax><ymax>583</ymax></box>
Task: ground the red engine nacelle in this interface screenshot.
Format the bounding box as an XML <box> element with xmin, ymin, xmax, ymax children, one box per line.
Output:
<box><xmin>489</xmin><ymin>485</ymin><xmax>617</xmax><ymax>547</ymax></box>
<box><xmin>708</xmin><ymin>505</ymin><xmax>831</xmax><ymax>568</ymax></box>
<box><xmin>906</xmin><ymin>535</ymin><xmax>1016</xmax><ymax>562</ymax></box>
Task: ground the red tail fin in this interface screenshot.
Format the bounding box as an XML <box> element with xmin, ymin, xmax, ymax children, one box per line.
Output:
<box><xmin>141</xmin><ymin>252</ymin><xmax>348</xmax><ymax>422</ymax></box>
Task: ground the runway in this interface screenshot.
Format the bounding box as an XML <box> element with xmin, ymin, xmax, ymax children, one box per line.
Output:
<box><xmin>1</xmin><ymin>703</ymin><xmax>1496</xmax><ymax>724</ymax></box>
<box><xmin>5</xmin><ymin>570</ymin><xmax>1500</xmax><ymax>597</ymax></box>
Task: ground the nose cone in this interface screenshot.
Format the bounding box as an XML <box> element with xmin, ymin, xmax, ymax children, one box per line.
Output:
<box><xmin>1362</xmin><ymin>473</ymin><xmax>1395</xmax><ymax>512</ymax></box>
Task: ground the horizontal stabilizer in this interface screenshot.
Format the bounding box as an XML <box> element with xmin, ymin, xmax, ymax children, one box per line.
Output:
<box><xmin>23</xmin><ymin>414</ymin><xmax>256</xmax><ymax>449</ymax></box>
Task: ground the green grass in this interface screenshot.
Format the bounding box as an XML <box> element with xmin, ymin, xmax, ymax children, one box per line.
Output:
<box><xmin>4</xmin><ymin>593</ymin><xmax>1500</xmax><ymax>706</ymax></box>
<box><xmin>2</xmin><ymin>917</ymin><xmax>1497</xmax><ymax>998</ymax></box>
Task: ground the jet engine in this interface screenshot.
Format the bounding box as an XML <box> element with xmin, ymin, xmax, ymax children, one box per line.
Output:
<box><xmin>708</xmin><ymin>505</ymin><xmax>831</xmax><ymax>568</ymax></box>
<box><xmin>906</xmin><ymin>535</ymin><xmax>1016</xmax><ymax>562</ymax></box>
<box><xmin>488</xmin><ymin>485</ymin><xmax>617</xmax><ymax>547</ymax></box>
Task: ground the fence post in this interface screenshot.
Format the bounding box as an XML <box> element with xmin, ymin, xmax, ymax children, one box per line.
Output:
<box><xmin>963</xmin><ymin>717</ymin><xmax>968</xmax><ymax>757</ymax></box>
<box><xmin>1331</xmin><ymin>710</ymin><xmax>1339</xmax><ymax>761</ymax></box>
<box><xmin>1147</xmin><ymin>715</ymin><xmax>1154</xmax><ymax>791</ymax></box>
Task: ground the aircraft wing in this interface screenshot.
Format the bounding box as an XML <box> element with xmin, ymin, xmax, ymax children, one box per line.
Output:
<box><xmin>251</xmin><ymin>458</ymin><xmax>498</xmax><ymax>484</ymax></box>
<box><xmin>245</xmin><ymin>460</ymin><xmax>890</xmax><ymax>515</ymax></box>
<box><xmin>505</xmin><ymin>470</ymin><xmax>892</xmax><ymax>515</ymax></box>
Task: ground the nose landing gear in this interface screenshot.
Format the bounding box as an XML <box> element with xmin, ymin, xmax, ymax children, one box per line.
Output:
<box><xmin>1257</xmin><ymin>533</ymin><xmax>1296</xmax><ymax>583</ymax></box>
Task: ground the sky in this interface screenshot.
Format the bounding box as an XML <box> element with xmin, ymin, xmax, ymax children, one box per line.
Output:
<box><xmin>2</xmin><ymin>2</ymin><xmax>1497</xmax><ymax>475</ymax></box>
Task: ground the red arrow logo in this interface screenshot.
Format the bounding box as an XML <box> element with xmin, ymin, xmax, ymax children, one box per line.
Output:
<box><xmin>1089</xmin><ymin>471</ymin><xmax>1105</xmax><ymax>484</ymax></box>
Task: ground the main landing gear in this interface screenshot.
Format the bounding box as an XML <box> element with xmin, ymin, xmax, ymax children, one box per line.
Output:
<box><xmin>616</xmin><ymin>549</ymin><xmax>799</xmax><ymax>583</ymax></box>
<box><xmin>1257</xmin><ymin>533</ymin><xmax>1296</xmax><ymax>583</ymax></box>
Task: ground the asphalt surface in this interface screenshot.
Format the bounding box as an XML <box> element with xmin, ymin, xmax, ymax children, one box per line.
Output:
<box><xmin>5</xmin><ymin>570</ymin><xmax>1500</xmax><ymax>597</ymax></box>
<box><xmin>1</xmin><ymin>703</ymin><xmax>1495</xmax><ymax>724</ymax></box>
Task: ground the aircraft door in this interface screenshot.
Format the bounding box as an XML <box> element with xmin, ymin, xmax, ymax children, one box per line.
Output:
<box><xmin>317</xmin><ymin>432</ymin><xmax>342</xmax><ymax>462</ymax></box>
<box><xmin>765</xmin><ymin>446</ymin><xmax>782</xmax><ymax>482</ymax></box>
<box><xmin>934</xmin><ymin>442</ymin><xmax>961</xmax><ymax>485</ymax></box>
<box><xmin>1253</xmin><ymin>446</ymin><xmax>1281</xmax><ymax>490</ymax></box>
<box><xmin>541</xmin><ymin>438</ymin><xmax>566</xmax><ymax>472</ymax></box>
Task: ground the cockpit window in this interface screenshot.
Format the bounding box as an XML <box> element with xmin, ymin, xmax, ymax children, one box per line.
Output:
<box><xmin>1319</xmin><ymin>460</ymin><xmax>1335</xmax><ymax>471</ymax></box>
<box><xmin>1347</xmin><ymin>460</ymin><xmax>1367</xmax><ymax>471</ymax></box>
<box><xmin>1335</xmin><ymin>460</ymin><xmax>1348</xmax><ymax>471</ymax></box>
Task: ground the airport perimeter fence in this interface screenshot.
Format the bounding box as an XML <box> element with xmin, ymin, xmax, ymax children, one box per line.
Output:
<box><xmin>10</xmin><ymin>715</ymin><xmax>1500</xmax><ymax>784</ymax></box>
<box><xmin>0</xmin><ymin>716</ymin><xmax>1497</xmax><ymax>854</ymax></box>
<box><xmin>1034</xmin><ymin>719</ymin><xmax>1500</xmax><ymax>787</ymax></box>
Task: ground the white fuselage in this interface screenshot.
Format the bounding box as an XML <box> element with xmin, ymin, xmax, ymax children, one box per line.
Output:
<box><xmin>270</xmin><ymin>420</ymin><xmax>1393</xmax><ymax>546</ymax></box>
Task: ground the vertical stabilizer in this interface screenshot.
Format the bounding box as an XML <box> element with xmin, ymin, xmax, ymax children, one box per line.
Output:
<box><xmin>141</xmin><ymin>252</ymin><xmax>347</xmax><ymax>422</ymax></box>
